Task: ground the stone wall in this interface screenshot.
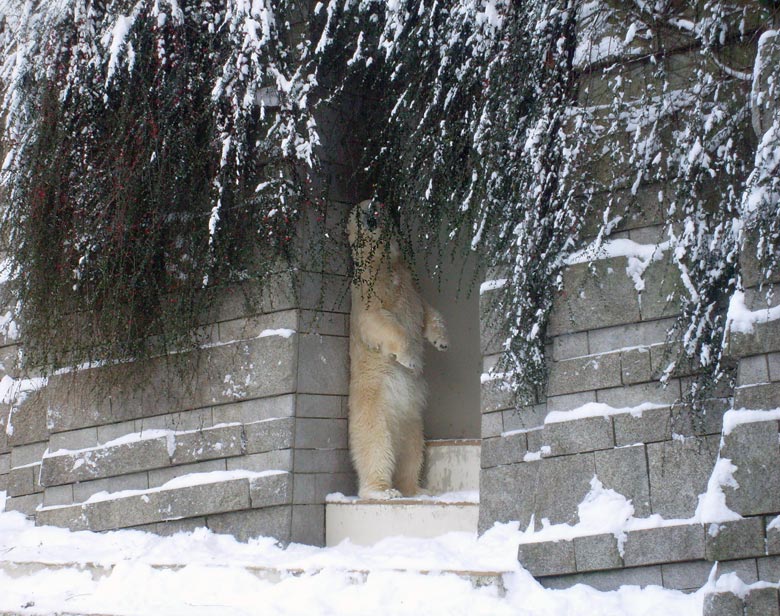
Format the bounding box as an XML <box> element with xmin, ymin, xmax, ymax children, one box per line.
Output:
<box><xmin>0</xmin><ymin>31</ymin><xmax>361</xmax><ymax>542</ymax></box>
<box><xmin>478</xmin><ymin>6</ymin><xmax>780</xmax><ymax>596</ymax></box>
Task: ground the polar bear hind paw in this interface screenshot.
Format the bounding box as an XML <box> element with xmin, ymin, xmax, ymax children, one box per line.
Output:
<box><xmin>360</xmin><ymin>488</ymin><xmax>403</xmax><ymax>500</ymax></box>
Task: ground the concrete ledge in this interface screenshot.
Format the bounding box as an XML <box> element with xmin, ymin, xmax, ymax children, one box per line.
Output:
<box><xmin>39</xmin><ymin>419</ymin><xmax>294</xmax><ymax>490</ymax></box>
<box><xmin>35</xmin><ymin>471</ymin><xmax>291</xmax><ymax>532</ymax></box>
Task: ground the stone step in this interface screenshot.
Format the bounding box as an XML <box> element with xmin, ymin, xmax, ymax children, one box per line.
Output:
<box><xmin>38</xmin><ymin>418</ymin><xmax>292</xmax><ymax>491</ymax></box>
<box><xmin>0</xmin><ymin>559</ymin><xmax>507</xmax><ymax>609</ymax></box>
<box><xmin>35</xmin><ymin>470</ymin><xmax>290</xmax><ymax>533</ymax></box>
<box><xmin>325</xmin><ymin>493</ymin><xmax>479</xmax><ymax>547</ymax></box>
<box><xmin>423</xmin><ymin>438</ymin><xmax>481</xmax><ymax>493</ymax></box>
<box><xmin>324</xmin><ymin>439</ymin><xmax>481</xmax><ymax>547</ymax></box>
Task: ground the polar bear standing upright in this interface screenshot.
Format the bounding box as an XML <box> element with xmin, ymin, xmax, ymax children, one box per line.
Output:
<box><xmin>346</xmin><ymin>199</ymin><xmax>449</xmax><ymax>499</ymax></box>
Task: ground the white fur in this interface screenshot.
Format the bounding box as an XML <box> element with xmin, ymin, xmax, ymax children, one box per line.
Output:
<box><xmin>346</xmin><ymin>201</ymin><xmax>449</xmax><ymax>499</ymax></box>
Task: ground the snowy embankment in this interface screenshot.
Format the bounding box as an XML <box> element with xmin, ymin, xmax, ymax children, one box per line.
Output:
<box><xmin>0</xmin><ymin>491</ymin><xmax>703</xmax><ymax>616</ymax></box>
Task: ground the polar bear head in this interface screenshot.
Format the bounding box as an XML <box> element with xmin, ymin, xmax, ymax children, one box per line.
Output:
<box><xmin>347</xmin><ymin>199</ymin><xmax>400</xmax><ymax>265</ymax></box>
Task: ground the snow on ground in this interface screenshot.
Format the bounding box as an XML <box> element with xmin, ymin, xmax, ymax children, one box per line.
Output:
<box><xmin>0</xmin><ymin>491</ymin><xmax>706</xmax><ymax>616</ymax></box>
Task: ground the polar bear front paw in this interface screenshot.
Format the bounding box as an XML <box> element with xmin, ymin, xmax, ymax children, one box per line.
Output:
<box><xmin>395</xmin><ymin>351</ymin><xmax>420</xmax><ymax>373</ymax></box>
<box><xmin>426</xmin><ymin>327</ymin><xmax>449</xmax><ymax>351</ymax></box>
<box><xmin>360</xmin><ymin>488</ymin><xmax>403</xmax><ymax>500</ymax></box>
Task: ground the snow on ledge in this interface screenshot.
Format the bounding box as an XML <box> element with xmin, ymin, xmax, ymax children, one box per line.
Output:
<box><xmin>479</xmin><ymin>278</ymin><xmax>507</xmax><ymax>295</ymax></box>
<box><xmin>326</xmin><ymin>490</ymin><xmax>479</xmax><ymax>505</ymax></box>
<box><xmin>38</xmin><ymin>470</ymin><xmax>287</xmax><ymax>510</ymax></box>
<box><xmin>544</xmin><ymin>401</ymin><xmax>668</xmax><ymax>425</ymax></box>
<box><xmin>726</xmin><ymin>290</ymin><xmax>780</xmax><ymax>334</ymax></box>
<box><xmin>722</xmin><ymin>407</ymin><xmax>780</xmax><ymax>435</ymax></box>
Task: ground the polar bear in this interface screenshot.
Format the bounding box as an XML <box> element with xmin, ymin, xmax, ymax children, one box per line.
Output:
<box><xmin>346</xmin><ymin>199</ymin><xmax>449</xmax><ymax>499</ymax></box>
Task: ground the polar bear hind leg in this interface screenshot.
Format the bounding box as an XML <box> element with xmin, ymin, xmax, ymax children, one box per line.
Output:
<box><xmin>349</xmin><ymin>380</ymin><xmax>402</xmax><ymax>499</ymax></box>
<box><xmin>393</xmin><ymin>413</ymin><xmax>425</xmax><ymax>496</ymax></box>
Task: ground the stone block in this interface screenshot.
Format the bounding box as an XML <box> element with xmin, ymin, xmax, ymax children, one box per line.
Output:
<box><xmin>480</xmin><ymin>309</ymin><xmax>508</xmax><ymax>356</ymax></box>
<box><xmin>745</xmin><ymin>587</ymin><xmax>780</xmax><ymax>616</ymax></box>
<box><xmin>481</xmin><ymin>379</ymin><xmax>515</xmax><ymax>414</ymax></box>
<box><xmin>291</xmin><ymin>472</ymin><xmax>354</xmax><ymax>504</ymax></box>
<box><xmin>10</xmin><ymin>442</ymin><xmax>47</xmax><ymax>468</ymax></box>
<box><xmin>172</xmin><ymin>424</ymin><xmax>244</xmax><ymax>465</ymax></box>
<box><xmin>73</xmin><ymin>472</ymin><xmax>149</xmax><ymax>504</ymax></box>
<box><xmin>207</xmin><ymin>506</ymin><xmax>292</xmax><ymax>543</ymax></box>
<box><xmin>623</xmin><ymin>524</ymin><xmax>705</xmax><ymax>567</ymax></box>
<box><xmin>759</xmin><ymin>555</ymin><xmax>780</xmax><ymax>582</ymax></box>
<box><xmin>40</xmin><ymin>436</ymin><xmax>171</xmax><ymax>487</ymax></box>
<box><xmin>502</xmin><ymin>405</ymin><xmax>548</xmax><ymax>433</ymax></box>
<box><xmin>768</xmin><ymin>516</ymin><xmax>780</xmax><ymax>555</ymax></box>
<box><xmin>204</xmin><ymin>274</ymin><xmax>296</xmax><ymax>324</ymax></box>
<box><xmin>661</xmin><ymin>560</ymin><xmax>713</xmax><ymax>591</ymax></box>
<box><xmin>588</xmin><ymin>318</ymin><xmax>674</xmax><ymax>355</ymax></box>
<box><xmin>573</xmin><ymin>533</ymin><xmax>623</xmax><ymax>572</ymax></box>
<box><xmin>96</xmin><ymin>421</ymin><xmax>138</xmax><ymax>445</ymax></box>
<box><xmin>648</xmin><ymin>436</ymin><xmax>718</xmax><ymax>518</ymax></box>
<box><xmin>545</xmin><ymin>417</ymin><xmax>614</xmax><ymax>455</ymax></box>
<box><xmin>721</xmin><ymin>421</ymin><xmax>780</xmax><ymax>516</ymax></box>
<box><xmin>214</xmin><ymin>394</ymin><xmax>296</xmax><ymax>425</ymax></box>
<box><xmin>552</xmin><ymin>333</ymin><xmax>589</xmax><ymax>361</ymax></box>
<box><xmin>201</xmin><ymin>334</ymin><xmax>299</xmax><ymax>405</ymax></box>
<box><xmin>48</xmin><ymin>427</ymin><xmax>99</xmax><ymax>453</ymax></box>
<box><xmin>517</xmin><ymin>539</ymin><xmax>576</xmax><ymax>577</ymax></box>
<box><xmin>299</xmin><ymin>272</ymin><xmax>350</xmax><ymax>314</ymax></box>
<box><xmin>244</xmin><ymin>418</ymin><xmax>294</xmax><ymax>454</ymax></box>
<box><xmin>595</xmin><ymin>445</ymin><xmax>651</xmax><ymax>517</ymax></box>
<box><xmin>227</xmin><ymin>449</ymin><xmax>293</xmax><ymax>473</ymax></box>
<box><xmin>769</xmin><ymin>352</ymin><xmax>780</xmax><ymax>382</ymax></box>
<box><xmin>0</xmin><ymin>452</ymin><xmax>9</xmax><ymax>474</ymax></box>
<box><xmin>671</xmin><ymin>403</ymin><xmax>728</xmax><ymax>437</ymax></box>
<box><xmin>293</xmin><ymin>449</ymin><xmax>353</xmax><ymax>474</ymax></box>
<box><xmin>548</xmin><ymin>353</ymin><xmax>622</xmax><ymax>397</ymax></box>
<box><xmin>43</xmin><ymin>484</ymin><xmax>74</xmax><ymax>507</ymax></box>
<box><xmin>140</xmin><ymin>517</ymin><xmax>206</xmax><ymax>537</ymax></box>
<box><xmin>704</xmin><ymin>592</ymin><xmax>744</xmax><ymax>616</ymax></box>
<box><xmin>597</xmin><ymin>380</ymin><xmax>681</xmax><ymax>409</ymax></box>
<box><xmin>726</xmin><ymin>319</ymin><xmax>780</xmax><ymax>358</ymax></box>
<box><xmin>548</xmin><ymin>260</ymin><xmax>642</xmax><ymax>336</ymax></box>
<box><xmin>639</xmin><ymin>258</ymin><xmax>682</xmax><ymax>320</ymax></box>
<box><xmin>478</xmin><ymin>462</ymin><xmax>540</xmax><ymax>532</ymax></box>
<box><xmin>706</xmin><ymin>518</ymin><xmax>767</xmax><ymax>562</ymax></box>
<box><xmin>299</xmin><ymin>310</ymin><xmax>348</xmax><ymax>337</ymax></box>
<box><xmin>297</xmin><ymin>334</ymin><xmax>349</xmax><ymax>396</ymax></box>
<box><xmin>737</xmin><ymin>355</ymin><xmax>771</xmax><ymax>386</ymax></box>
<box><xmin>534</xmin><ymin>453</ymin><xmax>596</xmax><ymax>526</ymax></box>
<box><xmin>294</xmin><ymin>418</ymin><xmax>348</xmax><ymax>450</ymax></box>
<box><xmin>480</xmin><ymin>410</ymin><xmax>503</xmax><ymax>438</ymax></box>
<box><xmin>735</xmin><ymin>382</ymin><xmax>780</xmax><ymax>410</ymax></box>
<box><xmin>539</xmin><ymin>565</ymin><xmax>663</xmax><ymax>592</ymax></box>
<box><xmin>148</xmin><ymin>459</ymin><xmax>226</xmax><ymax>488</ymax></box>
<box><xmin>620</xmin><ymin>347</ymin><xmax>654</xmax><ymax>384</ymax></box>
<box><xmin>5</xmin><ymin>493</ymin><xmax>43</xmax><ymax>517</ymax></box>
<box><xmin>7</xmin><ymin>393</ymin><xmax>48</xmax><ymax>448</ymax></box>
<box><xmin>296</xmin><ymin>394</ymin><xmax>345</xmax><ymax>419</ymax></box>
<box><xmin>216</xmin><ymin>310</ymin><xmax>297</xmax><ymax>344</ymax></box>
<box><xmin>613</xmin><ymin>406</ymin><xmax>671</xmax><ymax>446</ymax></box>
<box><xmin>8</xmin><ymin>465</ymin><xmax>37</xmax><ymax>497</ymax></box>
<box><xmin>250</xmin><ymin>472</ymin><xmax>292</xmax><ymax>507</ymax></box>
<box><xmin>546</xmin><ymin>391</ymin><xmax>597</xmax><ymax>415</ymax></box>
<box><xmin>89</xmin><ymin>477</ymin><xmax>252</xmax><ymax>532</ymax></box>
<box><xmin>0</xmin><ymin>410</ymin><xmax>8</xmax><ymax>455</ymax></box>
<box><xmin>481</xmin><ymin>433</ymin><xmax>528</xmax><ymax>468</ymax></box>
<box><xmin>719</xmin><ymin>559</ymin><xmax>759</xmax><ymax>584</ymax></box>
<box><xmin>291</xmin><ymin>504</ymin><xmax>325</xmax><ymax>546</ymax></box>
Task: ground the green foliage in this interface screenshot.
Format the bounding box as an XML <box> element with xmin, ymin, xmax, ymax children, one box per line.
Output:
<box><xmin>0</xmin><ymin>0</ymin><xmax>319</xmax><ymax>371</ymax></box>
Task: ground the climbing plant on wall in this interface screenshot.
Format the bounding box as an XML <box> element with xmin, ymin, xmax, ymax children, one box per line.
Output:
<box><xmin>0</xmin><ymin>0</ymin><xmax>321</xmax><ymax>370</ymax></box>
<box><xmin>1</xmin><ymin>0</ymin><xmax>778</xmax><ymax>409</ymax></box>
<box><xmin>312</xmin><ymin>0</ymin><xmax>779</xmax><ymax>409</ymax></box>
